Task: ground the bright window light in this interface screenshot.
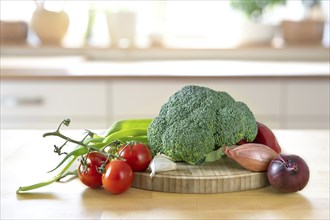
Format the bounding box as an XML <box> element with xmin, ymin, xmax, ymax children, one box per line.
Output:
<box><xmin>1</xmin><ymin>0</ymin><xmax>329</xmax><ymax>48</ymax></box>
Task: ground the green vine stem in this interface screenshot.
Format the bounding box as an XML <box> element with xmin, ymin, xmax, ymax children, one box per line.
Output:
<box><xmin>16</xmin><ymin>118</ymin><xmax>150</xmax><ymax>193</ymax></box>
<box><xmin>17</xmin><ymin>155</ymin><xmax>78</xmax><ymax>193</ymax></box>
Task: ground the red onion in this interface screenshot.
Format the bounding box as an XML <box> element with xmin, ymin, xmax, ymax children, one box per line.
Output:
<box><xmin>267</xmin><ymin>154</ymin><xmax>310</xmax><ymax>193</ymax></box>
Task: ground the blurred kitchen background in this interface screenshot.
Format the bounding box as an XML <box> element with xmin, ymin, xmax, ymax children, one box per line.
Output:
<box><xmin>1</xmin><ymin>0</ymin><xmax>329</xmax><ymax>130</ymax></box>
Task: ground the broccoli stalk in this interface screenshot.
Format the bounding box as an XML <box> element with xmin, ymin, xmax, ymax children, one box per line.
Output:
<box><xmin>147</xmin><ymin>85</ymin><xmax>258</xmax><ymax>165</ymax></box>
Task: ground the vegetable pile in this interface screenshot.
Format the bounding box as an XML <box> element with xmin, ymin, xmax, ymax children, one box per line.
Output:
<box><xmin>16</xmin><ymin>85</ymin><xmax>310</xmax><ymax>194</ymax></box>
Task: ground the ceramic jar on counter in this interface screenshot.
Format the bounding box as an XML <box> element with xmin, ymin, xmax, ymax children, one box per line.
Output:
<box><xmin>30</xmin><ymin>9</ymin><xmax>69</xmax><ymax>46</ymax></box>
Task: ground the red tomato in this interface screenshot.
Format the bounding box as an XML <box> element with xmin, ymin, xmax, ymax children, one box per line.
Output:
<box><xmin>118</xmin><ymin>143</ymin><xmax>153</xmax><ymax>171</ymax></box>
<box><xmin>78</xmin><ymin>152</ymin><xmax>108</xmax><ymax>188</ymax></box>
<box><xmin>102</xmin><ymin>160</ymin><xmax>133</xmax><ymax>194</ymax></box>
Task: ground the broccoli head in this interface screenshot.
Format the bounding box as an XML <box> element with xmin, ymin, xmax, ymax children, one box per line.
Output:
<box><xmin>147</xmin><ymin>85</ymin><xmax>258</xmax><ymax>164</ymax></box>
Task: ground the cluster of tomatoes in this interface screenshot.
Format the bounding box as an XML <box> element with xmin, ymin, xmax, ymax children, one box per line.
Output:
<box><xmin>77</xmin><ymin>142</ymin><xmax>153</xmax><ymax>194</ymax></box>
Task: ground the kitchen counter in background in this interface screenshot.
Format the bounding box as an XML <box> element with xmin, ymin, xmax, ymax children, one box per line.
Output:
<box><xmin>1</xmin><ymin>46</ymin><xmax>329</xmax><ymax>62</ymax></box>
<box><xmin>1</xmin><ymin>129</ymin><xmax>329</xmax><ymax>219</ymax></box>
<box><xmin>1</xmin><ymin>56</ymin><xmax>329</xmax><ymax>79</ymax></box>
<box><xmin>1</xmin><ymin>56</ymin><xmax>329</xmax><ymax>130</ymax></box>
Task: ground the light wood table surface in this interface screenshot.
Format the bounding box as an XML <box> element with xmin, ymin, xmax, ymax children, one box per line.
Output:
<box><xmin>1</xmin><ymin>129</ymin><xmax>329</xmax><ymax>219</ymax></box>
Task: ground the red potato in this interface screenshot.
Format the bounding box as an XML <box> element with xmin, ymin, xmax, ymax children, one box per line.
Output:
<box><xmin>253</xmin><ymin>122</ymin><xmax>281</xmax><ymax>153</ymax></box>
<box><xmin>237</xmin><ymin>122</ymin><xmax>282</xmax><ymax>154</ymax></box>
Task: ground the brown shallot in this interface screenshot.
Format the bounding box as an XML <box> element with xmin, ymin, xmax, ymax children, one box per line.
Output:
<box><xmin>224</xmin><ymin>143</ymin><xmax>279</xmax><ymax>172</ymax></box>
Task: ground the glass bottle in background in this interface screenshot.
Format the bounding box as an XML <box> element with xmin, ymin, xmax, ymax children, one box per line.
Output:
<box><xmin>84</xmin><ymin>3</ymin><xmax>109</xmax><ymax>48</ymax></box>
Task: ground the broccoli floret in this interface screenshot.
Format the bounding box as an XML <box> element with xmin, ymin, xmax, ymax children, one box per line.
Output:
<box><xmin>147</xmin><ymin>116</ymin><xmax>167</xmax><ymax>155</ymax></box>
<box><xmin>161</xmin><ymin>106</ymin><xmax>216</xmax><ymax>164</ymax></box>
<box><xmin>213</xmin><ymin>101</ymin><xmax>258</xmax><ymax>149</ymax></box>
<box><xmin>147</xmin><ymin>85</ymin><xmax>257</xmax><ymax>164</ymax></box>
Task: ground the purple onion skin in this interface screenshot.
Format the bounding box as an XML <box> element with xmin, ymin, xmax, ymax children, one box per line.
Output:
<box><xmin>267</xmin><ymin>154</ymin><xmax>310</xmax><ymax>193</ymax></box>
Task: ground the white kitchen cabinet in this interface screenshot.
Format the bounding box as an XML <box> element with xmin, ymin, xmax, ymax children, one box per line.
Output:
<box><xmin>111</xmin><ymin>78</ymin><xmax>194</xmax><ymax>120</ymax></box>
<box><xmin>110</xmin><ymin>78</ymin><xmax>283</xmax><ymax>128</ymax></box>
<box><xmin>110</xmin><ymin>77</ymin><xmax>329</xmax><ymax>129</ymax></box>
<box><xmin>1</xmin><ymin>76</ymin><xmax>329</xmax><ymax>130</ymax></box>
<box><xmin>1</xmin><ymin>57</ymin><xmax>328</xmax><ymax>129</ymax></box>
<box><xmin>285</xmin><ymin>78</ymin><xmax>330</xmax><ymax>129</ymax></box>
<box><xmin>1</xmin><ymin>80</ymin><xmax>108</xmax><ymax>129</ymax></box>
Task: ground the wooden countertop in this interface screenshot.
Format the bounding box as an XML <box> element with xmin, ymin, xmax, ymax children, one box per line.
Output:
<box><xmin>1</xmin><ymin>56</ymin><xmax>329</xmax><ymax>80</ymax></box>
<box><xmin>1</xmin><ymin>129</ymin><xmax>329</xmax><ymax>219</ymax></box>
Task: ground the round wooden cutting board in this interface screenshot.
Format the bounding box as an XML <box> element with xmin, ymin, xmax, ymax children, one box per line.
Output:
<box><xmin>132</xmin><ymin>157</ymin><xmax>269</xmax><ymax>194</ymax></box>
